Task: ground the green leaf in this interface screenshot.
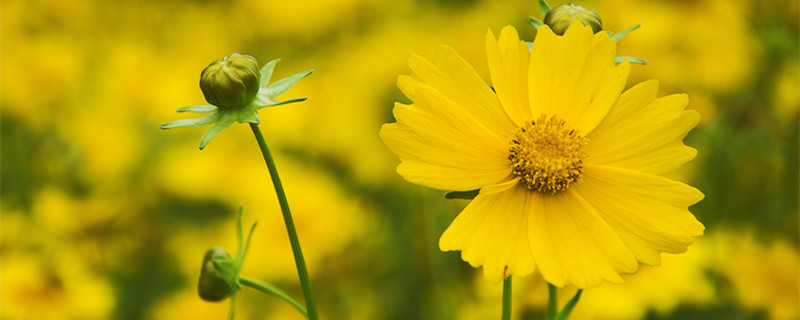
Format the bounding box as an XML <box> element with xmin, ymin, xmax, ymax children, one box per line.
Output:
<box><xmin>198</xmin><ymin>112</ymin><xmax>236</xmax><ymax>150</ymax></box>
<box><xmin>262</xmin><ymin>69</ymin><xmax>314</xmax><ymax>100</ymax></box>
<box><xmin>259</xmin><ymin>59</ymin><xmax>280</xmax><ymax>88</ymax></box>
<box><xmin>528</xmin><ymin>17</ymin><xmax>544</xmax><ymax>30</ymax></box>
<box><xmin>610</xmin><ymin>24</ymin><xmax>641</xmax><ymax>42</ymax></box>
<box><xmin>177</xmin><ymin>104</ymin><xmax>218</xmax><ymax>113</ymax></box>
<box><xmin>160</xmin><ymin>113</ymin><xmax>220</xmax><ymax>129</ymax></box>
<box><xmin>555</xmin><ymin>289</ymin><xmax>583</xmax><ymax>320</ymax></box>
<box><xmin>615</xmin><ymin>56</ymin><xmax>648</xmax><ymax>65</ymax></box>
<box><xmin>445</xmin><ymin>189</ymin><xmax>480</xmax><ymax>200</ymax></box>
<box><xmin>539</xmin><ymin>0</ymin><xmax>552</xmax><ymax>16</ymax></box>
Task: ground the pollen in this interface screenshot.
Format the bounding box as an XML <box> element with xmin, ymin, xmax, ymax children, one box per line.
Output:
<box><xmin>508</xmin><ymin>114</ymin><xmax>589</xmax><ymax>193</ymax></box>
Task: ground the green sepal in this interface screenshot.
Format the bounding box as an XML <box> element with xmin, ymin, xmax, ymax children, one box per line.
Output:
<box><xmin>528</xmin><ymin>17</ymin><xmax>544</xmax><ymax>30</ymax></box>
<box><xmin>212</xmin><ymin>258</ymin><xmax>241</xmax><ymax>292</ymax></box>
<box><xmin>525</xmin><ymin>41</ymin><xmax>534</xmax><ymax>51</ymax></box>
<box><xmin>615</xmin><ymin>56</ymin><xmax>648</xmax><ymax>65</ymax></box>
<box><xmin>610</xmin><ymin>24</ymin><xmax>641</xmax><ymax>42</ymax></box>
<box><xmin>178</xmin><ymin>105</ymin><xmax>218</xmax><ymax>113</ymax></box>
<box><xmin>538</xmin><ymin>0</ymin><xmax>552</xmax><ymax>17</ymax></box>
<box><xmin>259</xmin><ymin>59</ymin><xmax>280</xmax><ymax>88</ymax></box>
<box><xmin>555</xmin><ymin>289</ymin><xmax>583</xmax><ymax>320</ymax></box>
<box><xmin>261</xmin><ymin>69</ymin><xmax>314</xmax><ymax>100</ymax></box>
<box><xmin>445</xmin><ymin>189</ymin><xmax>480</xmax><ymax>200</ymax></box>
<box><xmin>199</xmin><ymin>112</ymin><xmax>236</xmax><ymax>150</ymax></box>
<box><xmin>160</xmin><ymin>113</ymin><xmax>220</xmax><ymax>129</ymax></box>
<box><xmin>257</xmin><ymin>97</ymin><xmax>309</xmax><ymax>110</ymax></box>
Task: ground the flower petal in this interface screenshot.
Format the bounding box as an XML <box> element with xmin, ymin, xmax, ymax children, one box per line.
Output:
<box><xmin>528</xmin><ymin>22</ymin><xmax>629</xmax><ymax>135</ymax></box>
<box><xmin>403</xmin><ymin>46</ymin><xmax>516</xmax><ymax>137</ymax></box>
<box><xmin>528</xmin><ymin>187</ymin><xmax>638</xmax><ymax>288</ymax></box>
<box><xmin>380</xmin><ymin>103</ymin><xmax>511</xmax><ymax>190</ymax></box>
<box><xmin>440</xmin><ymin>185</ymin><xmax>536</xmax><ymax>284</ymax></box>
<box><xmin>395</xmin><ymin>160</ymin><xmax>511</xmax><ymax>191</ymax></box>
<box><xmin>486</xmin><ymin>26</ymin><xmax>532</xmax><ymax>126</ymax></box>
<box><xmin>586</xmin><ymin>80</ymin><xmax>700</xmax><ymax>174</ymax></box>
<box><xmin>578</xmin><ymin>164</ymin><xmax>704</xmax><ymax>265</ymax></box>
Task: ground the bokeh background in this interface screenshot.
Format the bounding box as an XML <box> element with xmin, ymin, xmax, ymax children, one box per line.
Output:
<box><xmin>1</xmin><ymin>0</ymin><xmax>798</xmax><ymax>319</ymax></box>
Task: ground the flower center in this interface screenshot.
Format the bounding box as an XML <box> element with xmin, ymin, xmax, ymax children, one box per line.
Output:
<box><xmin>508</xmin><ymin>114</ymin><xmax>588</xmax><ymax>193</ymax></box>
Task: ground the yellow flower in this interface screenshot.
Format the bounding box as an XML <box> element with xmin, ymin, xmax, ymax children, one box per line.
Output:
<box><xmin>380</xmin><ymin>22</ymin><xmax>704</xmax><ymax>288</ymax></box>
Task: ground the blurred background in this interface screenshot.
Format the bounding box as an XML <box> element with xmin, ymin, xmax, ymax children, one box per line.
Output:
<box><xmin>1</xmin><ymin>0</ymin><xmax>798</xmax><ymax>319</ymax></box>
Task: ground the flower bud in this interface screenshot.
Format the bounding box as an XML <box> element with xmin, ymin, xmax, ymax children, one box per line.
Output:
<box><xmin>200</xmin><ymin>53</ymin><xmax>261</xmax><ymax>110</ymax></box>
<box><xmin>198</xmin><ymin>246</ymin><xmax>234</xmax><ymax>302</ymax></box>
<box><xmin>544</xmin><ymin>4</ymin><xmax>603</xmax><ymax>35</ymax></box>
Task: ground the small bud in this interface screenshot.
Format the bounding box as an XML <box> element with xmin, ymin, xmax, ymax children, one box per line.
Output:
<box><xmin>200</xmin><ymin>53</ymin><xmax>261</xmax><ymax>110</ymax></box>
<box><xmin>198</xmin><ymin>246</ymin><xmax>234</xmax><ymax>302</ymax></box>
<box><xmin>543</xmin><ymin>4</ymin><xmax>603</xmax><ymax>35</ymax></box>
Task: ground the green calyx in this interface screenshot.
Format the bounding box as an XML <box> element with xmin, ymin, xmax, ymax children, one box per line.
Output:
<box><xmin>544</xmin><ymin>4</ymin><xmax>603</xmax><ymax>35</ymax></box>
<box><xmin>161</xmin><ymin>55</ymin><xmax>313</xmax><ymax>150</ymax></box>
<box><xmin>198</xmin><ymin>246</ymin><xmax>237</xmax><ymax>302</ymax></box>
<box><xmin>200</xmin><ymin>53</ymin><xmax>261</xmax><ymax>111</ymax></box>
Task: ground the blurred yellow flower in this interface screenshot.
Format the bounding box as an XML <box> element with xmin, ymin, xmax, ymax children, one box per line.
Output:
<box><xmin>714</xmin><ymin>231</ymin><xmax>800</xmax><ymax>320</ymax></box>
<box><xmin>380</xmin><ymin>22</ymin><xmax>704</xmax><ymax>288</ymax></box>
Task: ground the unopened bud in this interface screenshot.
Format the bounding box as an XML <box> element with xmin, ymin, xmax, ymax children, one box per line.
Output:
<box><xmin>200</xmin><ymin>53</ymin><xmax>260</xmax><ymax>110</ymax></box>
<box><xmin>544</xmin><ymin>4</ymin><xmax>603</xmax><ymax>35</ymax></box>
<box><xmin>198</xmin><ymin>246</ymin><xmax>234</xmax><ymax>302</ymax></box>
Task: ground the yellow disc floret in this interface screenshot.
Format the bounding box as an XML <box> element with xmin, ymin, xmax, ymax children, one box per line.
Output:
<box><xmin>508</xmin><ymin>114</ymin><xmax>589</xmax><ymax>193</ymax></box>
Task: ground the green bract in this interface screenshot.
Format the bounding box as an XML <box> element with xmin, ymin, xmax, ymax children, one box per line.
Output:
<box><xmin>161</xmin><ymin>56</ymin><xmax>312</xmax><ymax>149</ymax></box>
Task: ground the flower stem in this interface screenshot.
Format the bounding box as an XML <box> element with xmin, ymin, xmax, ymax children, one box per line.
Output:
<box><xmin>502</xmin><ymin>276</ymin><xmax>512</xmax><ymax>320</ymax></box>
<box><xmin>249</xmin><ymin>123</ymin><xmax>319</xmax><ymax>320</ymax></box>
<box><xmin>240</xmin><ymin>276</ymin><xmax>308</xmax><ymax>317</ymax></box>
<box><xmin>548</xmin><ymin>283</ymin><xmax>558</xmax><ymax>320</ymax></box>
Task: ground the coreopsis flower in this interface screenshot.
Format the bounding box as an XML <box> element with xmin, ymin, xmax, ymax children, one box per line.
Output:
<box><xmin>161</xmin><ymin>54</ymin><xmax>312</xmax><ymax>149</ymax></box>
<box><xmin>380</xmin><ymin>22</ymin><xmax>704</xmax><ymax>288</ymax></box>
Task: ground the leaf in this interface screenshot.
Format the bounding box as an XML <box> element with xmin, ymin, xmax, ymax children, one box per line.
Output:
<box><xmin>177</xmin><ymin>104</ymin><xmax>218</xmax><ymax>113</ymax></box>
<box><xmin>198</xmin><ymin>112</ymin><xmax>236</xmax><ymax>150</ymax></box>
<box><xmin>259</xmin><ymin>59</ymin><xmax>280</xmax><ymax>88</ymax></box>
<box><xmin>261</xmin><ymin>69</ymin><xmax>313</xmax><ymax>99</ymax></box>
<box><xmin>445</xmin><ymin>189</ymin><xmax>480</xmax><ymax>200</ymax></box>
<box><xmin>555</xmin><ymin>289</ymin><xmax>583</xmax><ymax>320</ymax></box>
<box><xmin>528</xmin><ymin>17</ymin><xmax>544</xmax><ymax>30</ymax></box>
<box><xmin>539</xmin><ymin>0</ymin><xmax>552</xmax><ymax>16</ymax></box>
<box><xmin>615</xmin><ymin>56</ymin><xmax>648</xmax><ymax>65</ymax></box>
<box><xmin>160</xmin><ymin>112</ymin><xmax>220</xmax><ymax>129</ymax></box>
<box><xmin>610</xmin><ymin>24</ymin><xmax>641</xmax><ymax>42</ymax></box>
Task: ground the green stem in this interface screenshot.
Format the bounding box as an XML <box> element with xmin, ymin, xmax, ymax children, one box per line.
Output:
<box><xmin>240</xmin><ymin>276</ymin><xmax>308</xmax><ymax>317</ymax></box>
<box><xmin>502</xmin><ymin>276</ymin><xmax>512</xmax><ymax>320</ymax></box>
<box><xmin>249</xmin><ymin>123</ymin><xmax>319</xmax><ymax>320</ymax></box>
<box><xmin>548</xmin><ymin>283</ymin><xmax>558</xmax><ymax>320</ymax></box>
